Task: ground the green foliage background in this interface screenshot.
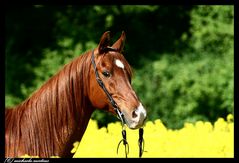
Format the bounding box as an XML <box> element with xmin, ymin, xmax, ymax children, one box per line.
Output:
<box><xmin>5</xmin><ymin>5</ymin><xmax>234</xmax><ymax>129</ymax></box>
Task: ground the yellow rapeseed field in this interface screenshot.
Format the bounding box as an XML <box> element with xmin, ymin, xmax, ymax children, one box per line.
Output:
<box><xmin>72</xmin><ymin>114</ymin><xmax>234</xmax><ymax>158</ymax></box>
<box><xmin>21</xmin><ymin>114</ymin><xmax>233</xmax><ymax>158</ymax></box>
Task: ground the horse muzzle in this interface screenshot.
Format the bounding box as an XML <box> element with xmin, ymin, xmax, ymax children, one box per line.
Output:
<box><xmin>123</xmin><ymin>103</ymin><xmax>147</xmax><ymax>129</ymax></box>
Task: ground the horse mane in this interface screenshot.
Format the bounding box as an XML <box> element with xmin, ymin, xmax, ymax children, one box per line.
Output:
<box><xmin>5</xmin><ymin>50</ymin><xmax>94</xmax><ymax>157</ymax></box>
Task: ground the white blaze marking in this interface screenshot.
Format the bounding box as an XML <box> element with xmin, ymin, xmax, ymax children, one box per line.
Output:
<box><xmin>115</xmin><ymin>59</ymin><xmax>124</xmax><ymax>69</ymax></box>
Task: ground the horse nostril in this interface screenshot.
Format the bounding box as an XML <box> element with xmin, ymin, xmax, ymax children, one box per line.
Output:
<box><xmin>132</xmin><ymin>110</ymin><xmax>138</xmax><ymax>118</ymax></box>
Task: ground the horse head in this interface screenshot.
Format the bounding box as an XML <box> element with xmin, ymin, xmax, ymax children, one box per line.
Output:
<box><xmin>89</xmin><ymin>31</ymin><xmax>147</xmax><ymax>129</ymax></box>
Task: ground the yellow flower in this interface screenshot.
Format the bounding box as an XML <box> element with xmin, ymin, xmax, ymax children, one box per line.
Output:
<box><xmin>71</xmin><ymin>114</ymin><xmax>234</xmax><ymax>158</ymax></box>
<box><xmin>227</xmin><ymin>114</ymin><xmax>233</xmax><ymax>122</ymax></box>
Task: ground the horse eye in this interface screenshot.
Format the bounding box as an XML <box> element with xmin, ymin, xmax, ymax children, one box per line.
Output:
<box><xmin>102</xmin><ymin>71</ymin><xmax>111</xmax><ymax>78</ymax></box>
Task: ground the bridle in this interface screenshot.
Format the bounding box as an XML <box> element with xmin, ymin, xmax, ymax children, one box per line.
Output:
<box><xmin>91</xmin><ymin>47</ymin><xmax>126</xmax><ymax>125</ymax></box>
<box><xmin>91</xmin><ymin>48</ymin><xmax>145</xmax><ymax>158</ymax></box>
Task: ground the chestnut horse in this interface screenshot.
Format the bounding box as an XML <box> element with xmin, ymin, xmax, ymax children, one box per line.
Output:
<box><xmin>5</xmin><ymin>31</ymin><xmax>147</xmax><ymax>158</ymax></box>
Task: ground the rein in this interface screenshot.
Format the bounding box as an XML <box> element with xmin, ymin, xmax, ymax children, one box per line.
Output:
<box><xmin>91</xmin><ymin>49</ymin><xmax>145</xmax><ymax>158</ymax></box>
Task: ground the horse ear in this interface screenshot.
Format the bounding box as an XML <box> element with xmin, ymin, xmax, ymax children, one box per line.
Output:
<box><xmin>98</xmin><ymin>31</ymin><xmax>111</xmax><ymax>54</ymax></box>
<box><xmin>112</xmin><ymin>31</ymin><xmax>126</xmax><ymax>53</ymax></box>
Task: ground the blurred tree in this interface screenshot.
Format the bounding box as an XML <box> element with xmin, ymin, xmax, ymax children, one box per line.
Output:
<box><xmin>132</xmin><ymin>5</ymin><xmax>234</xmax><ymax>128</ymax></box>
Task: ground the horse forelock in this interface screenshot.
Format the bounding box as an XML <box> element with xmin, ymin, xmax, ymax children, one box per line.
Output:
<box><xmin>5</xmin><ymin>50</ymin><xmax>94</xmax><ymax>157</ymax></box>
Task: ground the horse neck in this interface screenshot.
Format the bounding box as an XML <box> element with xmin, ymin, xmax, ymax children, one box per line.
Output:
<box><xmin>6</xmin><ymin>52</ymin><xmax>94</xmax><ymax>157</ymax></box>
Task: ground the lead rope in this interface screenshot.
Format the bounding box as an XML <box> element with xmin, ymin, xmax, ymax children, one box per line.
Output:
<box><xmin>116</xmin><ymin>127</ymin><xmax>145</xmax><ymax>158</ymax></box>
<box><xmin>116</xmin><ymin>125</ymin><xmax>129</xmax><ymax>158</ymax></box>
<box><xmin>138</xmin><ymin>128</ymin><xmax>145</xmax><ymax>157</ymax></box>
